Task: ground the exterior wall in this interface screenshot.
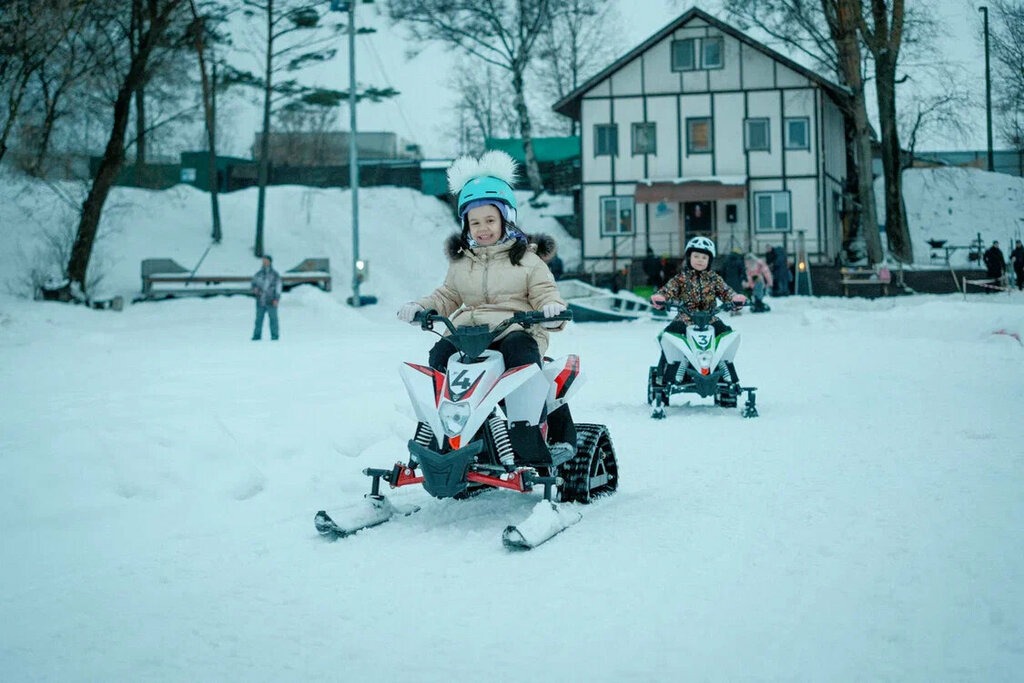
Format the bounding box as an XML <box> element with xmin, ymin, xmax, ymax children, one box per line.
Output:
<box><xmin>576</xmin><ymin>17</ymin><xmax>849</xmax><ymax>272</ymax></box>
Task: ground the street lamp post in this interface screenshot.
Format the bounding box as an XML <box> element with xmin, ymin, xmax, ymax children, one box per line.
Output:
<box><xmin>347</xmin><ymin>0</ymin><xmax>361</xmax><ymax>306</ymax></box>
<box><xmin>331</xmin><ymin>0</ymin><xmax>371</xmax><ymax>306</ymax></box>
<box><xmin>981</xmin><ymin>6</ymin><xmax>994</xmax><ymax>173</ymax></box>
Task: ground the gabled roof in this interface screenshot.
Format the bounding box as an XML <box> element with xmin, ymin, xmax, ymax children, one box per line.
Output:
<box><xmin>552</xmin><ymin>7</ymin><xmax>851</xmax><ymax>120</ymax></box>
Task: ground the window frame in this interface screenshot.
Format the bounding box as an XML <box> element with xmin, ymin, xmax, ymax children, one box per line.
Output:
<box><xmin>600</xmin><ymin>195</ymin><xmax>636</xmax><ymax>237</ymax></box>
<box><xmin>594</xmin><ymin>123</ymin><xmax>618</xmax><ymax>157</ymax></box>
<box><xmin>784</xmin><ymin>117</ymin><xmax>810</xmax><ymax>150</ymax></box>
<box><xmin>670</xmin><ymin>38</ymin><xmax>696</xmax><ymax>72</ymax></box>
<box><xmin>686</xmin><ymin>116</ymin><xmax>713</xmax><ymax>155</ymax></box>
<box><xmin>754</xmin><ymin>190</ymin><xmax>792</xmax><ymax>233</ymax></box>
<box><xmin>631</xmin><ymin>122</ymin><xmax>657</xmax><ymax>155</ymax></box>
<box><xmin>701</xmin><ymin>36</ymin><xmax>724</xmax><ymax>70</ymax></box>
<box><xmin>744</xmin><ymin>118</ymin><xmax>770</xmax><ymax>152</ymax></box>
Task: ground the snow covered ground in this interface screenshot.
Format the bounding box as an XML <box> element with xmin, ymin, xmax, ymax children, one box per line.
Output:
<box><xmin>1</xmin><ymin>175</ymin><xmax>1024</xmax><ymax>680</ymax></box>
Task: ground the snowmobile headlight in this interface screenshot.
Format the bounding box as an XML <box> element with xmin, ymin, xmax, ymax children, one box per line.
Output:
<box><xmin>439</xmin><ymin>400</ymin><xmax>472</xmax><ymax>437</ymax></box>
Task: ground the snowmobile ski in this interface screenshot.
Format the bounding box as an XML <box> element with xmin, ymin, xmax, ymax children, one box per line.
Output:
<box><xmin>315</xmin><ymin>495</ymin><xmax>419</xmax><ymax>539</ymax></box>
<box><xmin>501</xmin><ymin>500</ymin><xmax>582</xmax><ymax>551</ymax></box>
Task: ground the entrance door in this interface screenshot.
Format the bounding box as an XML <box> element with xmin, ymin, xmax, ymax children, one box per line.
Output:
<box><xmin>681</xmin><ymin>200</ymin><xmax>714</xmax><ymax>247</ymax></box>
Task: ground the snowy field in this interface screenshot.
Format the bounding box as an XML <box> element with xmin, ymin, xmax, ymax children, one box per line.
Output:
<box><xmin>1</xmin><ymin>288</ymin><xmax>1022</xmax><ymax>681</ymax></box>
<box><xmin>2</xmin><ymin>172</ymin><xmax>1024</xmax><ymax>680</ymax></box>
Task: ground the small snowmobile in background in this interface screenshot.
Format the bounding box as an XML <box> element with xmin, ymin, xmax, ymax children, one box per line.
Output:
<box><xmin>648</xmin><ymin>301</ymin><xmax>758</xmax><ymax>419</ymax></box>
<box><xmin>316</xmin><ymin>309</ymin><xmax>618</xmax><ymax>550</ymax></box>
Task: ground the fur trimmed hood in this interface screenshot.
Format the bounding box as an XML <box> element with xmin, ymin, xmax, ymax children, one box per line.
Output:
<box><xmin>444</xmin><ymin>232</ymin><xmax>556</xmax><ymax>262</ymax></box>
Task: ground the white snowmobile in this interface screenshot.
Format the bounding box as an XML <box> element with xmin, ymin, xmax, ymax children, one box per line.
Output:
<box><xmin>315</xmin><ymin>309</ymin><xmax>618</xmax><ymax>550</ymax></box>
<box><xmin>647</xmin><ymin>302</ymin><xmax>758</xmax><ymax>419</ymax></box>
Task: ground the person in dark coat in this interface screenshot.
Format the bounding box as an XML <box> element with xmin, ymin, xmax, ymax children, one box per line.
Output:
<box><xmin>1010</xmin><ymin>240</ymin><xmax>1024</xmax><ymax>291</ymax></box>
<box><xmin>251</xmin><ymin>255</ymin><xmax>282</xmax><ymax>340</ymax></box>
<box><xmin>719</xmin><ymin>248</ymin><xmax>746</xmax><ymax>293</ymax></box>
<box><xmin>546</xmin><ymin>253</ymin><xmax>564</xmax><ymax>280</ymax></box>
<box><xmin>766</xmin><ymin>245</ymin><xmax>791</xmax><ymax>296</ymax></box>
<box><xmin>983</xmin><ymin>241</ymin><xmax>1006</xmax><ymax>291</ymax></box>
<box><xmin>642</xmin><ymin>248</ymin><xmax>663</xmax><ymax>287</ymax></box>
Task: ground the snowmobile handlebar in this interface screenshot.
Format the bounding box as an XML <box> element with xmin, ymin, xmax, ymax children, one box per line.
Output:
<box><xmin>413</xmin><ymin>309</ymin><xmax>574</xmax><ymax>334</ymax></box>
<box><xmin>412</xmin><ymin>309</ymin><xmax>574</xmax><ymax>361</ymax></box>
<box><xmin>660</xmin><ymin>301</ymin><xmax>736</xmax><ymax>316</ymax></box>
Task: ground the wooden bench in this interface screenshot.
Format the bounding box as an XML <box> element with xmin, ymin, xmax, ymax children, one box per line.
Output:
<box><xmin>840</xmin><ymin>267</ymin><xmax>889</xmax><ymax>297</ymax></box>
<box><xmin>139</xmin><ymin>257</ymin><xmax>331</xmax><ymax>300</ymax></box>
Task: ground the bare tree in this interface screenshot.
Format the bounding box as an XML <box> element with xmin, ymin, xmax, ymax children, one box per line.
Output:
<box><xmin>64</xmin><ymin>0</ymin><xmax>191</xmax><ymax>299</ymax></box>
<box><xmin>0</xmin><ymin>0</ymin><xmax>82</xmax><ymax>165</ymax></box>
<box><xmin>187</xmin><ymin>0</ymin><xmax>231</xmax><ymax>242</ymax></box>
<box><xmin>450</xmin><ymin>60</ymin><xmax>518</xmax><ymax>155</ymax></box>
<box><xmin>724</xmin><ymin>0</ymin><xmax>884</xmax><ymax>263</ymax></box>
<box><xmin>858</xmin><ymin>0</ymin><xmax>913</xmax><ymax>263</ymax></box>
<box><xmin>899</xmin><ymin>71</ymin><xmax>972</xmax><ymax>168</ymax></box>
<box><xmin>231</xmin><ymin>0</ymin><xmax>343</xmax><ymax>256</ymax></box>
<box><xmin>989</xmin><ymin>0</ymin><xmax>1024</xmax><ymax>160</ymax></box>
<box><xmin>388</xmin><ymin>0</ymin><xmax>552</xmax><ymax>197</ymax></box>
<box><xmin>534</xmin><ymin>0</ymin><xmax>622</xmax><ymax>136</ymax></box>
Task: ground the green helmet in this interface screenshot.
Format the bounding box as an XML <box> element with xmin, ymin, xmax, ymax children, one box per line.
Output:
<box><xmin>457</xmin><ymin>176</ymin><xmax>517</xmax><ymax>219</ymax></box>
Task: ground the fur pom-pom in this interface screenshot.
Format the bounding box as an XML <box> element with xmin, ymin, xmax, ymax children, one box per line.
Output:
<box><xmin>446</xmin><ymin>150</ymin><xmax>519</xmax><ymax>196</ymax></box>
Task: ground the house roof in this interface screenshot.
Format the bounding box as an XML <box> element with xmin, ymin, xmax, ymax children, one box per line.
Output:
<box><xmin>485</xmin><ymin>137</ymin><xmax>581</xmax><ymax>163</ymax></box>
<box><xmin>552</xmin><ymin>7</ymin><xmax>851</xmax><ymax>120</ymax></box>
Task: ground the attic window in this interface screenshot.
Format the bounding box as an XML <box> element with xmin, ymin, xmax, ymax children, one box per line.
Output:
<box><xmin>671</xmin><ymin>36</ymin><xmax>724</xmax><ymax>71</ymax></box>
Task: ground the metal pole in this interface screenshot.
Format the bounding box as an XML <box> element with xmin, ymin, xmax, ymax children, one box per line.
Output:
<box><xmin>348</xmin><ymin>0</ymin><xmax>361</xmax><ymax>307</ymax></box>
<box><xmin>981</xmin><ymin>6</ymin><xmax>994</xmax><ymax>172</ymax></box>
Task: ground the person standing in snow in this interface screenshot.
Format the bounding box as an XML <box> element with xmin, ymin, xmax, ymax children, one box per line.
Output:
<box><xmin>649</xmin><ymin>237</ymin><xmax>747</xmax><ymax>381</ymax></box>
<box><xmin>743</xmin><ymin>252</ymin><xmax>773</xmax><ymax>312</ymax></box>
<box><xmin>718</xmin><ymin>248</ymin><xmax>747</xmax><ymax>293</ymax></box>
<box><xmin>766</xmin><ymin>244</ymin><xmax>792</xmax><ymax>296</ymax></box>
<box><xmin>983</xmin><ymin>241</ymin><xmax>1006</xmax><ymax>291</ymax></box>
<box><xmin>396</xmin><ymin>151</ymin><xmax>575</xmax><ymax>459</ymax></box>
<box><xmin>1011</xmin><ymin>240</ymin><xmax>1024</xmax><ymax>291</ymax></box>
<box><xmin>251</xmin><ymin>255</ymin><xmax>282</xmax><ymax>340</ymax></box>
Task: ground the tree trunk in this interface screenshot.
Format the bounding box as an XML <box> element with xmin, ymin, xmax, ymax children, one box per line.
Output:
<box><xmin>190</xmin><ymin>3</ymin><xmax>222</xmax><ymax>242</ymax></box>
<box><xmin>865</xmin><ymin>0</ymin><xmax>912</xmax><ymax>264</ymax></box>
<box><xmin>511</xmin><ymin>64</ymin><xmax>544</xmax><ymax>196</ymax></box>
<box><xmin>254</xmin><ymin>0</ymin><xmax>273</xmax><ymax>257</ymax></box>
<box><xmin>66</xmin><ymin>0</ymin><xmax>184</xmax><ymax>295</ymax></box>
<box><xmin>830</xmin><ymin>0</ymin><xmax>883</xmax><ymax>264</ymax></box>
<box><xmin>132</xmin><ymin>0</ymin><xmax>146</xmax><ymax>186</ymax></box>
<box><xmin>67</xmin><ymin>78</ymin><xmax>137</xmax><ymax>292</ymax></box>
<box><xmin>874</xmin><ymin>54</ymin><xmax>911</xmax><ymax>262</ymax></box>
<box><xmin>30</xmin><ymin>76</ymin><xmax>61</xmax><ymax>177</ymax></box>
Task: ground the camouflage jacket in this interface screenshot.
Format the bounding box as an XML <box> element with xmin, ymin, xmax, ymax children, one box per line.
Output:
<box><xmin>656</xmin><ymin>268</ymin><xmax>737</xmax><ymax>323</ymax></box>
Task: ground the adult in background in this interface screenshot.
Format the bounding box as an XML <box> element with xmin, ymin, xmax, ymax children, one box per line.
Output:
<box><xmin>719</xmin><ymin>248</ymin><xmax>746</xmax><ymax>293</ymax></box>
<box><xmin>546</xmin><ymin>250</ymin><xmax>564</xmax><ymax>280</ymax></box>
<box><xmin>643</xmin><ymin>247</ymin><xmax>663</xmax><ymax>288</ymax></box>
<box><xmin>766</xmin><ymin>244</ymin><xmax>791</xmax><ymax>296</ymax></box>
<box><xmin>251</xmin><ymin>255</ymin><xmax>282</xmax><ymax>340</ymax></box>
<box><xmin>983</xmin><ymin>241</ymin><xmax>1006</xmax><ymax>292</ymax></box>
<box><xmin>1009</xmin><ymin>240</ymin><xmax>1024</xmax><ymax>291</ymax></box>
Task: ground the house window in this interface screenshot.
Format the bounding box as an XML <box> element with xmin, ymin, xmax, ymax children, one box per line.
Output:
<box><xmin>671</xmin><ymin>39</ymin><xmax>696</xmax><ymax>71</ymax></box>
<box><xmin>632</xmin><ymin>122</ymin><xmax>657</xmax><ymax>155</ymax></box>
<box><xmin>671</xmin><ymin>36</ymin><xmax>724</xmax><ymax>71</ymax></box>
<box><xmin>745</xmin><ymin>118</ymin><xmax>770</xmax><ymax>151</ymax></box>
<box><xmin>785</xmin><ymin>117</ymin><xmax>809</xmax><ymax>149</ymax></box>
<box><xmin>755</xmin><ymin>191</ymin><xmax>791</xmax><ymax>232</ymax></box>
<box><xmin>595</xmin><ymin>124</ymin><xmax>618</xmax><ymax>156</ymax></box>
<box><xmin>687</xmin><ymin>117</ymin><xmax>712</xmax><ymax>154</ymax></box>
<box><xmin>702</xmin><ymin>37</ymin><xmax>724</xmax><ymax>69</ymax></box>
<box><xmin>601</xmin><ymin>196</ymin><xmax>635</xmax><ymax>236</ymax></box>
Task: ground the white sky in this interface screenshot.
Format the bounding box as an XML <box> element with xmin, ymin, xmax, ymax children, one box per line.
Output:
<box><xmin>213</xmin><ymin>0</ymin><xmax>994</xmax><ymax>159</ymax></box>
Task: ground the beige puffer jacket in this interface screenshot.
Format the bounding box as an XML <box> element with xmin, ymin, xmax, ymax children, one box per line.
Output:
<box><xmin>415</xmin><ymin>234</ymin><xmax>566</xmax><ymax>355</ymax></box>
